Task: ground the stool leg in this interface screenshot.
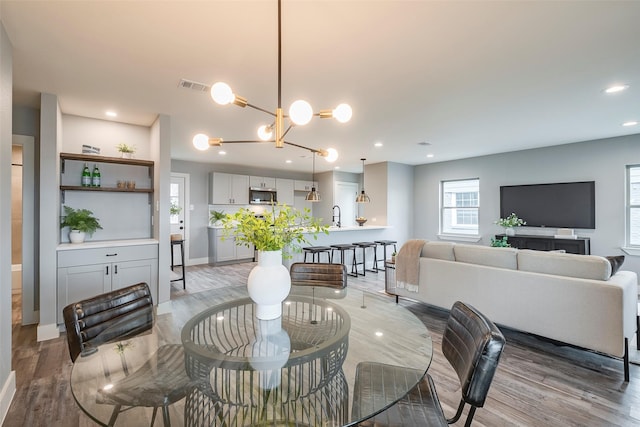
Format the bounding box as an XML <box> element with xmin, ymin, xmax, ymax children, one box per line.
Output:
<box><xmin>180</xmin><ymin>241</ymin><xmax>186</xmax><ymax>289</ymax></box>
<box><xmin>171</xmin><ymin>244</ymin><xmax>175</xmax><ymax>270</ymax></box>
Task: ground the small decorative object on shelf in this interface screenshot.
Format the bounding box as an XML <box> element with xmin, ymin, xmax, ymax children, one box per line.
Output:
<box><xmin>356</xmin><ymin>216</ymin><xmax>367</xmax><ymax>226</ymax></box>
<box><xmin>60</xmin><ymin>205</ymin><xmax>103</xmax><ymax>244</ymax></box>
<box><xmin>81</xmin><ymin>162</ymin><xmax>91</xmax><ymax>187</ymax></box>
<box><xmin>495</xmin><ymin>213</ymin><xmax>525</xmax><ymax>236</ymax></box>
<box><xmin>116</xmin><ymin>143</ymin><xmax>136</xmax><ymax>159</ymax></box>
<box><xmin>91</xmin><ymin>164</ymin><xmax>101</xmax><ymax>187</ymax></box>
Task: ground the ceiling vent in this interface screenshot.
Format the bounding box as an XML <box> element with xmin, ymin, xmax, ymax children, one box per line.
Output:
<box><xmin>179</xmin><ymin>79</ymin><xmax>210</xmax><ymax>93</ymax></box>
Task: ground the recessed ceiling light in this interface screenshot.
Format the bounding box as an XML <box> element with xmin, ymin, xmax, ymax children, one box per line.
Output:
<box><xmin>106</xmin><ymin>111</ymin><xmax>117</xmax><ymax>117</ymax></box>
<box><xmin>285</xmin><ymin>159</ymin><xmax>292</xmax><ymax>164</ymax></box>
<box><xmin>219</xmin><ymin>151</ymin><xmax>227</xmax><ymax>155</ymax></box>
<box><xmin>426</xmin><ymin>153</ymin><xmax>434</xmax><ymax>158</ymax></box>
<box><xmin>623</xmin><ymin>121</ymin><xmax>638</xmax><ymax>127</ymax></box>
<box><xmin>418</xmin><ymin>141</ymin><xmax>432</xmax><ymax>146</ymax></box>
<box><xmin>334</xmin><ymin>166</ymin><xmax>340</xmax><ymax>170</ymax></box>
<box><xmin>374</xmin><ymin>142</ymin><xmax>383</xmax><ymax>147</ymax></box>
<box><xmin>605</xmin><ymin>85</ymin><xmax>629</xmax><ymax>94</ymax></box>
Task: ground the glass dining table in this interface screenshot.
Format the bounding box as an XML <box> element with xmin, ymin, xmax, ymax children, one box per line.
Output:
<box><xmin>70</xmin><ymin>286</ymin><xmax>433</xmax><ymax>426</ymax></box>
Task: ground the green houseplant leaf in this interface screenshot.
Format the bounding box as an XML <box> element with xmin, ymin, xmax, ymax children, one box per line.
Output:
<box><xmin>221</xmin><ymin>204</ymin><xmax>328</xmax><ymax>258</ymax></box>
<box><xmin>60</xmin><ymin>205</ymin><xmax>103</xmax><ymax>236</ymax></box>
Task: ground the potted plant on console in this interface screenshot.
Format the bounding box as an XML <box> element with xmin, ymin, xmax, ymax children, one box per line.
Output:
<box><xmin>495</xmin><ymin>212</ymin><xmax>526</xmax><ymax>236</ymax></box>
<box><xmin>221</xmin><ymin>204</ymin><xmax>328</xmax><ymax>320</ymax></box>
<box><xmin>60</xmin><ymin>205</ymin><xmax>103</xmax><ymax>244</ymax></box>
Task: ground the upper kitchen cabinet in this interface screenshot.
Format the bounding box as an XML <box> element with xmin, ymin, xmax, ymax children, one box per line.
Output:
<box><xmin>250</xmin><ymin>176</ymin><xmax>277</xmax><ymax>189</ymax></box>
<box><xmin>210</xmin><ymin>172</ymin><xmax>250</xmax><ymax>205</ymax></box>
<box><xmin>294</xmin><ymin>180</ymin><xmax>318</xmax><ymax>192</ymax></box>
<box><xmin>276</xmin><ymin>178</ymin><xmax>295</xmax><ymax>206</ymax></box>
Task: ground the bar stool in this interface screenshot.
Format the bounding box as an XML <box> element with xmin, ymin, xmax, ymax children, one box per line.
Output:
<box><xmin>302</xmin><ymin>246</ymin><xmax>332</xmax><ymax>263</ymax></box>
<box><xmin>330</xmin><ymin>244</ymin><xmax>358</xmax><ymax>277</ymax></box>
<box><xmin>170</xmin><ymin>234</ymin><xmax>186</xmax><ymax>289</ymax></box>
<box><xmin>352</xmin><ymin>242</ymin><xmax>378</xmax><ymax>276</ymax></box>
<box><xmin>374</xmin><ymin>240</ymin><xmax>398</xmax><ymax>271</ymax></box>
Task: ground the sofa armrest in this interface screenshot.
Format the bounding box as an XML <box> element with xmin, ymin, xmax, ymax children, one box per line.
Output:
<box><xmin>607</xmin><ymin>270</ymin><xmax>638</xmax><ymax>340</ymax></box>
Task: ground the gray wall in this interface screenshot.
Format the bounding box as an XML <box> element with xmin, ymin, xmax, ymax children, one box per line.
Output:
<box><xmin>0</xmin><ymin>18</ymin><xmax>13</xmax><ymax>421</ymax></box>
<box><xmin>413</xmin><ymin>134</ymin><xmax>640</xmax><ymax>276</ymax></box>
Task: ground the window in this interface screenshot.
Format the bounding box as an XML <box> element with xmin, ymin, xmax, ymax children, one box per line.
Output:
<box><xmin>441</xmin><ymin>179</ymin><xmax>479</xmax><ymax>235</ymax></box>
<box><xmin>627</xmin><ymin>165</ymin><xmax>640</xmax><ymax>246</ymax></box>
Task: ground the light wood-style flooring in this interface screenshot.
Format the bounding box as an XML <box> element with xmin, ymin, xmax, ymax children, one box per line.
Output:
<box><xmin>5</xmin><ymin>262</ymin><xmax>640</xmax><ymax>426</ymax></box>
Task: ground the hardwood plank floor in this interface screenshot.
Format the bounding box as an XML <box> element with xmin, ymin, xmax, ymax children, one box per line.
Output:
<box><xmin>5</xmin><ymin>262</ymin><xmax>640</xmax><ymax>426</ymax></box>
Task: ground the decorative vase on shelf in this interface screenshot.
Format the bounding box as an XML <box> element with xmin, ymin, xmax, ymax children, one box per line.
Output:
<box><xmin>247</xmin><ymin>250</ymin><xmax>291</xmax><ymax>320</ymax></box>
<box><xmin>69</xmin><ymin>230</ymin><xmax>86</xmax><ymax>244</ymax></box>
<box><xmin>505</xmin><ymin>227</ymin><xmax>515</xmax><ymax>236</ymax></box>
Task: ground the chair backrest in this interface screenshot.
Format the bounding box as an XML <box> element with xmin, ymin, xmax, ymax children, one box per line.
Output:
<box><xmin>442</xmin><ymin>301</ymin><xmax>505</xmax><ymax>409</ymax></box>
<box><xmin>289</xmin><ymin>262</ymin><xmax>347</xmax><ymax>289</ymax></box>
<box><xmin>63</xmin><ymin>282</ymin><xmax>154</xmax><ymax>362</ymax></box>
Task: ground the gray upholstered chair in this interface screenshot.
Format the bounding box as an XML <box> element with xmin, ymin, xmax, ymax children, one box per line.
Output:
<box><xmin>63</xmin><ymin>282</ymin><xmax>190</xmax><ymax>426</ymax></box>
<box><xmin>352</xmin><ymin>301</ymin><xmax>506</xmax><ymax>427</ymax></box>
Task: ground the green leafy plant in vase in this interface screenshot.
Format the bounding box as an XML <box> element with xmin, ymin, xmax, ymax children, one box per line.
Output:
<box><xmin>490</xmin><ymin>236</ymin><xmax>511</xmax><ymax>248</ymax></box>
<box><xmin>495</xmin><ymin>213</ymin><xmax>526</xmax><ymax>236</ymax></box>
<box><xmin>221</xmin><ymin>203</ymin><xmax>329</xmax><ymax>320</ymax></box>
<box><xmin>209</xmin><ymin>209</ymin><xmax>225</xmax><ymax>226</ymax></box>
<box><xmin>60</xmin><ymin>205</ymin><xmax>103</xmax><ymax>243</ymax></box>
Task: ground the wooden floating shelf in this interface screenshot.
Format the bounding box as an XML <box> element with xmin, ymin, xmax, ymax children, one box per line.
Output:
<box><xmin>60</xmin><ymin>186</ymin><xmax>153</xmax><ymax>193</ymax></box>
<box><xmin>60</xmin><ymin>152</ymin><xmax>154</xmax><ymax>167</ymax></box>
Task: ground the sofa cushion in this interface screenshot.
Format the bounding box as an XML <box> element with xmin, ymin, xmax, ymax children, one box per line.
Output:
<box><xmin>517</xmin><ymin>250</ymin><xmax>611</xmax><ymax>280</ymax></box>
<box><xmin>421</xmin><ymin>241</ymin><xmax>456</xmax><ymax>261</ymax></box>
<box><xmin>453</xmin><ymin>244</ymin><xmax>518</xmax><ymax>270</ymax></box>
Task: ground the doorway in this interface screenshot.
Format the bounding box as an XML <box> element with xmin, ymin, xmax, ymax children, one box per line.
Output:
<box><xmin>170</xmin><ymin>173</ymin><xmax>190</xmax><ymax>265</ymax></box>
<box><xmin>12</xmin><ymin>135</ymin><xmax>36</xmax><ymax>325</ymax></box>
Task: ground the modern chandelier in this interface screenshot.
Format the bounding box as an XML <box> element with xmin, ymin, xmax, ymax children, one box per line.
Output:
<box><xmin>192</xmin><ymin>0</ymin><xmax>351</xmax><ymax>163</ymax></box>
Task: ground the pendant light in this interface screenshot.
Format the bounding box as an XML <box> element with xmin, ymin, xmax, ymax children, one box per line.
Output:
<box><xmin>306</xmin><ymin>153</ymin><xmax>321</xmax><ymax>202</ymax></box>
<box><xmin>356</xmin><ymin>158</ymin><xmax>371</xmax><ymax>203</ymax></box>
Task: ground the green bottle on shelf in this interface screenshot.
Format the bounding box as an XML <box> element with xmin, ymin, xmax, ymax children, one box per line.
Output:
<box><xmin>91</xmin><ymin>164</ymin><xmax>101</xmax><ymax>187</ymax></box>
<box><xmin>81</xmin><ymin>162</ymin><xmax>91</xmax><ymax>187</ymax></box>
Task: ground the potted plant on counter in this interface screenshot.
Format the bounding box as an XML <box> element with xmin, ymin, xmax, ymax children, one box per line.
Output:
<box><xmin>209</xmin><ymin>209</ymin><xmax>225</xmax><ymax>226</ymax></box>
<box><xmin>60</xmin><ymin>205</ymin><xmax>103</xmax><ymax>243</ymax></box>
<box><xmin>221</xmin><ymin>204</ymin><xmax>328</xmax><ymax>320</ymax></box>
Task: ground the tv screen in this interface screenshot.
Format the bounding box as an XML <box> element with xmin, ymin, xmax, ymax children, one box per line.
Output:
<box><xmin>499</xmin><ymin>181</ymin><xmax>595</xmax><ymax>229</ymax></box>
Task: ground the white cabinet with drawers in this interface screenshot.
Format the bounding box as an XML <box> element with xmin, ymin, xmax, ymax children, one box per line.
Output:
<box><xmin>57</xmin><ymin>241</ymin><xmax>158</xmax><ymax>322</ymax></box>
<box><xmin>210</xmin><ymin>172</ymin><xmax>250</xmax><ymax>205</ymax></box>
<box><xmin>208</xmin><ymin>228</ymin><xmax>254</xmax><ymax>265</ymax></box>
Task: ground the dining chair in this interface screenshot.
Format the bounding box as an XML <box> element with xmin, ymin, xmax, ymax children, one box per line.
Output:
<box><xmin>351</xmin><ymin>301</ymin><xmax>506</xmax><ymax>427</ymax></box>
<box><xmin>289</xmin><ymin>262</ymin><xmax>347</xmax><ymax>288</ymax></box>
<box><xmin>63</xmin><ymin>282</ymin><xmax>190</xmax><ymax>427</ymax></box>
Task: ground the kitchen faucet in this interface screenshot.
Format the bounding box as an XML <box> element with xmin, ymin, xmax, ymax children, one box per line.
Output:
<box><xmin>332</xmin><ymin>205</ymin><xmax>341</xmax><ymax>228</ymax></box>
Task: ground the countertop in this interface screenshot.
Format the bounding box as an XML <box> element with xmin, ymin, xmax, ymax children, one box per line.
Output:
<box><xmin>57</xmin><ymin>238</ymin><xmax>159</xmax><ymax>251</ymax></box>
<box><xmin>208</xmin><ymin>224</ymin><xmax>389</xmax><ymax>231</ymax></box>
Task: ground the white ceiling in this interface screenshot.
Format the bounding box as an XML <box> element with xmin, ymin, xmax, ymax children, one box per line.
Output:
<box><xmin>2</xmin><ymin>0</ymin><xmax>640</xmax><ymax>173</ymax></box>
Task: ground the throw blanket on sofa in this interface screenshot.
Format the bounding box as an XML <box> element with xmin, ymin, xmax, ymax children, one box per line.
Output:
<box><xmin>396</xmin><ymin>239</ymin><xmax>426</xmax><ymax>292</ymax></box>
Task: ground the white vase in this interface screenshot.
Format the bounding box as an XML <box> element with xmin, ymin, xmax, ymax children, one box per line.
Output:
<box><xmin>69</xmin><ymin>230</ymin><xmax>86</xmax><ymax>244</ymax></box>
<box><xmin>247</xmin><ymin>250</ymin><xmax>291</xmax><ymax>320</ymax></box>
<box><xmin>505</xmin><ymin>227</ymin><xmax>515</xmax><ymax>236</ymax></box>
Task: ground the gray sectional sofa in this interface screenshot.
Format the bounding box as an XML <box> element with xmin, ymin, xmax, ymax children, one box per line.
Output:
<box><xmin>392</xmin><ymin>241</ymin><xmax>638</xmax><ymax>381</ymax></box>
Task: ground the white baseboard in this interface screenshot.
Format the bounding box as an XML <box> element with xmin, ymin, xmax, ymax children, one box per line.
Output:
<box><xmin>0</xmin><ymin>371</ymin><xmax>16</xmax><ymax>425</ymax></box>
<box><xmin>37</xmin><ymin>323</ymin><xmax>60</xmax><ymax>342</ymax></box>
<box><xmin>188</xmin><ymin>257</ymin><xmax>209</xmax><ymax>266</ymax></box>
<box><xmin>156</xmin><ymin>300</ymin><xmax>172</xmax><ymax>316</ymax></box>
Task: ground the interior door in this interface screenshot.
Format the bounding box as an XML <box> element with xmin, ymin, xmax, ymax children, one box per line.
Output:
<box><xmin>334</xmin><ymin>181</ymin><xmax>358</xmax><ymax>227</ymax></box>
<box><xmin>170</xmin><ymin>174</ymin><xmax>189</xmax><ymax>265</ymax></box>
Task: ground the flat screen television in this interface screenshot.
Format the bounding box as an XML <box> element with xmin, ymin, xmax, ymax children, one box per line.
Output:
<box><xmin>499</xmin><ymin>181</ymin><xmax>595</xmax><ymax>229</ymax></box>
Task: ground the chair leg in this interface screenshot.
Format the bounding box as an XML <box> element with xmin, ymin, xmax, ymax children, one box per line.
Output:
<box><xmin>447</xmin><ymin>400</ymin><xmax>466</xmax><ymax>425</ymax></box>
<box><xmin>162</xmin><ymin>405</ymin><xmax>171</xmax><ymax>427</ymax></box>
<box><xmin>107</xmin><ymin>404</ymin><xmax>121</xmax><ymax>427</ymax></box>
<box><xmin>624</xmin><ymin>337</ymin><xmax>630</xmax><ymax>382</ymax></box>
<box><xmin>150</xmin><ymin>406</ymin><xmax>158</xmax><ymax>426</ymax></box>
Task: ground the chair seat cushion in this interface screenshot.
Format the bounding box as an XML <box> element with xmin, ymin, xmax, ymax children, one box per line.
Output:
<box><xmin>352</xmin><ymin>362</ymin><xmax>447</xmax><ymax>427</ymax></box>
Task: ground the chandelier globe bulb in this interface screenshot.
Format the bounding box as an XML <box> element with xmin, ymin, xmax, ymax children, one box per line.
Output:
<box><xmin>193</xmin><ymin>133</ymin><xmax>210</xmax><ymax>151</ymax></box>
<box><xmin>211</xmin><ymin>82</ymin><xmax>235</xmax><ymax>105</ymax></box>
<box><xmin>289</xmin><ymin>100</ymin><xmax>313</xmax><ymax>125</ymax></box>
<box><xmin>325</xmin><ymin>148</ymin><xmax>339</xmax><ymax>162</ymax></box>
<box><xmin>257</xmin><ymin>125</ymin><xmax>273</xmax><ymax>141</ymax></box>
<box><xmin>333</xmin><ymin>104</ymin><xmax>352</xmax><ymax>123</ymax></box>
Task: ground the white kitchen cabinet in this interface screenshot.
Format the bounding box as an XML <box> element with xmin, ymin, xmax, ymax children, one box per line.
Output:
<box><xmin>210</xmin><ymin>172</ymin><xmax>250</xmax><ymax>205</ymax></box>
<box><xmin>294</xmin><ymin>180</ymin><xmax>318</xmax><ymax>192</ymax></box>
<box><xmin>57</xmin><ymin>243</ymin><xmax>158</xmax><ymax>322</ymax></box>
<box><xmin>209</xmin><ymin>228</ymin><xmax>254</xmax><ymax>265</ymax></box>
<box><xmin>276</xmin><ymin>178</ymin><xmax>295</xmax><ymax>206</ymax></box>
<box><xmin>250</xmin><ymin>176</ymin><xmax>276</xmax><ymax>189</ymax></box>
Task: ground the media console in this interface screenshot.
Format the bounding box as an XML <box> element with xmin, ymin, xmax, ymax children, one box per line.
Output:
<box><xmin>495</xmin><ymin>234</ymin><xmax>590</xmax><ymax>255</ymax></box>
